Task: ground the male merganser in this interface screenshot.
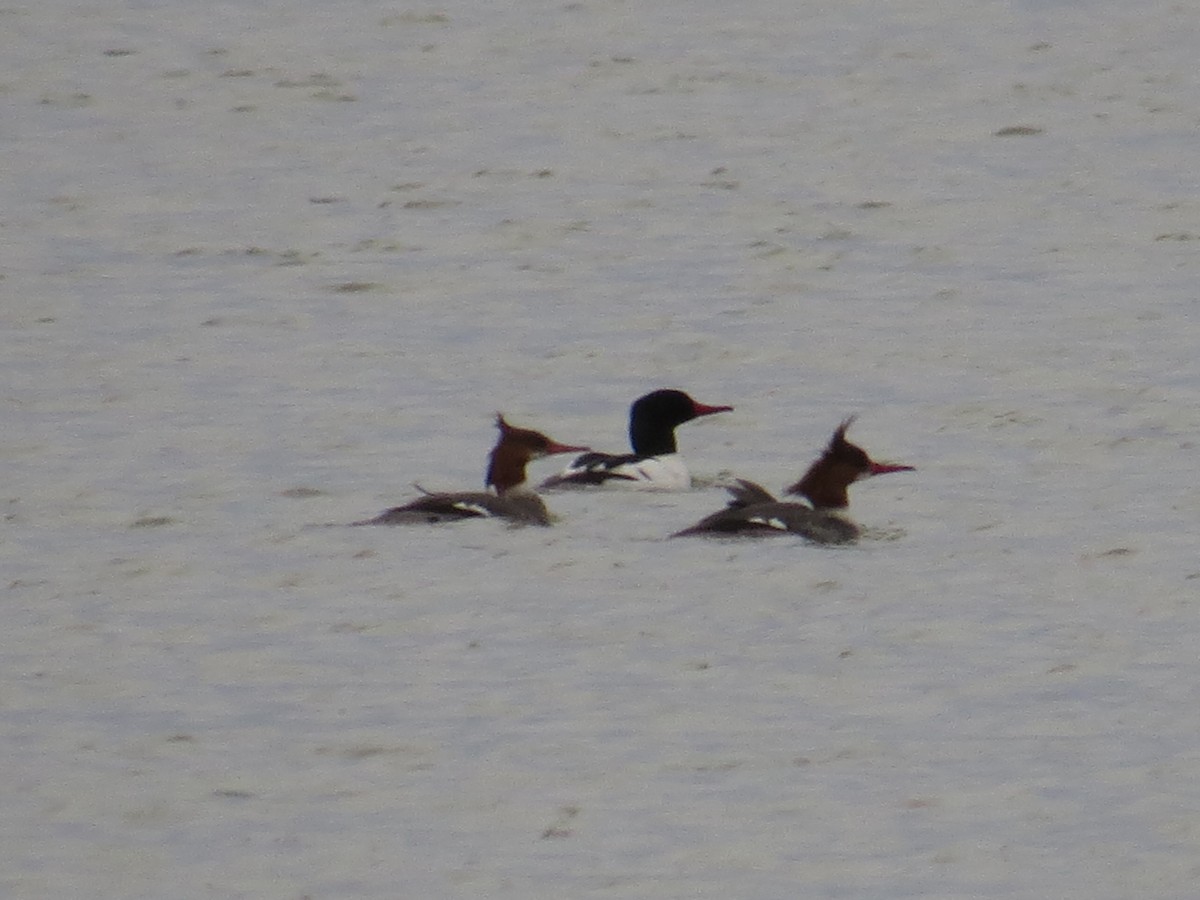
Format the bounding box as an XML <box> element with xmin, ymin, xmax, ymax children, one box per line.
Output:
<box><xmin>354</xmin><ymin>415</ymin><xmax>588</xmax><ymax>526</ymax></box>
<box><xmin>540</xmin><ymin>389</ymin><xmax>733</xmax><ymax>491</ymax></box>
<box><xmin>672</xmin><ymin>417</ymin><xmax>913</xmax><ymax>542</ymax></box>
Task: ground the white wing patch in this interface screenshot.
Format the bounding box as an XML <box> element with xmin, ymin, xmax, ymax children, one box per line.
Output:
<box><xmin>747</xmin><ymin>516</ymin><xmax>788</xmax><ymax>531</ymax></box>
<box><xmin>450</xmin><ymin>501</ymin><xmax>491</xmax><ymax>517</ymax></box>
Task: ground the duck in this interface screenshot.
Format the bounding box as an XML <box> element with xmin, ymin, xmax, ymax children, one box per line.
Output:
<box><xmin>540</xmin><ymin>389</ymin><xmax>733</xmax><ymax>491</ymax></box>
<box><xmin>671</xmin><ymin>417</ymin><xmax>913</xmax><ymax>542</ymax></box>
<box><xmin>354</xmin><ymin>415</ymin><xmax>588</xmax><ymax>526</ymax></box>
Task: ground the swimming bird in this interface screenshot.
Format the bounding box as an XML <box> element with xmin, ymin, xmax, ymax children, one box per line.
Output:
<box><xmin>671</xmin><ymin>417</ymin><xmax>913</xmax><ymax>542</ymax></box>
<box><xmin>355</xmin><ymin>415</ymin><xmax>589</xmax><ymax>526</ymax></box>
<box><xmin>540</xmin><ymin>389</ymin><xmax>733</xmax><ymax>491</ymax></box>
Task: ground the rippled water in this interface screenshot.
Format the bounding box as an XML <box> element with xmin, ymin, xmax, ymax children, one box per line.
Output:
<box><xmin>5</xmin><ymin>1</ymin><xmax>1200</xmax><ymax>897</ymax></box>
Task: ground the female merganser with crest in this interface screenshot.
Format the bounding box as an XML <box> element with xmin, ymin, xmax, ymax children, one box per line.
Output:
<box><xmin>540</xmin><ymin>389</ymin><xmax>733</xmax><ymax>491</ymax></box>
<box><xmin>354</xmin><ymin>415</ymin><xmax>588</xmax><ymax>526</ymax></box>
<box><xmin>672</xmin><ymin>417</ymin><xmax>913</xmax><ymax>542</ymax></box>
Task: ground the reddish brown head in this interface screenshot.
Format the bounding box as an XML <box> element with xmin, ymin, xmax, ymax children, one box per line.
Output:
<box><xmin>784</xmin><ymin>417</ymin><xmax>914</xmax><ymax>509</ymax></box>
<box><xmin>486</xmin><ymin>414</ymin><xmax>589</xmax><ymax>495</ymax></box>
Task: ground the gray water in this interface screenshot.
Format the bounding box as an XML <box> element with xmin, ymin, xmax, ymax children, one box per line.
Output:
<box><xmin>4</xmin><ymin>0</ymin><xmax>1200</xmax><ymax>896</ymax></box>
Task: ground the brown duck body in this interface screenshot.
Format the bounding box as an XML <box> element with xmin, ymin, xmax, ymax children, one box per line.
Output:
<box><xmin>355</xmin><ymin>416</ymin><xmax>587</xmax><ymax>527</ymax></box>
<box><xmin>672</xmin><ymin>418</ymin><xmax>913</xmax><ymax>543</ymax></box>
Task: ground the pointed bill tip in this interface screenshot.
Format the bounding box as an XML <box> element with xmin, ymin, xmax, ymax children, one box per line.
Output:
<box><xmin>692</xmin><ymin>401</ymin><xmax>734</xmax><ymax>417</ymax></box>
<box><xmin>545</xmin><ymin>440</ymin><xmax>591</xmax><ymax>455</ymax></box>
<box><xmin>868</xmin><ymin>461</ymin><xmax>915</xmax><ymax>476</ymax></box>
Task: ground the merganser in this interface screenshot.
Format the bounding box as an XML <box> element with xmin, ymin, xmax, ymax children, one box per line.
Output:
<box><xmin>671</xmin><ymin>417</ymin><xmax>913</xmax><ymax>542</ymax></box>
<box><xmin>354</xmin><ymin>415</ymin><xmax>589</xmax><ymax>526</ymax></box>
<box><xmin>540</xmin><ymin>389</ymin><xmax>733</xmax><ymax>491</ymax></box>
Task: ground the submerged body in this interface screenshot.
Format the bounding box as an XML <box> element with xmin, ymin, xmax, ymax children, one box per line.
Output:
<box><xmin>355</xmin><ymin>416</ymin><xmax>587</xmax><ymax>527</ymax></box>
<box><xmin>672</xmin><ymin>418</ymin><xmax>913</xmax><ymax>543</ymax></box>
<box><xmin>358</xmin><ymin>485</ymin><xmax>554</xmax><ymax>526</ymax></box>
<box><xmin>541</xmin><ymin>389</ymin><xmax>732</xmax><ymax>491</ymax></box>
<box><xmin>672</xmin><ymin>479</ymin><xmax>861</xmax><ymax>543</ymax></box>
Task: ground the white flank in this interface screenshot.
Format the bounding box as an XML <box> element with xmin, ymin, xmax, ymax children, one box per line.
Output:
<box><xmin>608</xmin><ymin>453</ymin><xmax>692</xmax><ymax>491</ymax></box>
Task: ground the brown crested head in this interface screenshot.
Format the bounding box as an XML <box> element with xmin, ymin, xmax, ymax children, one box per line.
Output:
<box><xmin>486</xmin><ymin>414</ymin><xmax>589</xmax><ymax>494</ymax></box>
<box><xmin>785</xmin><ymin>417</ymin><xmax>913</xmax><ymax>509</ymax></box>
